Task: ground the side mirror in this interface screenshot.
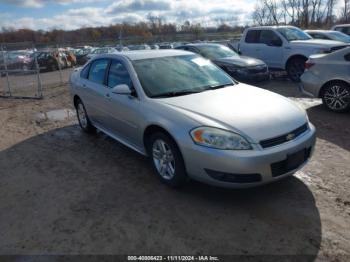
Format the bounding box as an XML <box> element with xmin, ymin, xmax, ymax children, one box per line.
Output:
<box><xmin>111</xmin><ymin>84</ymin><xmax>132</xmax><ymax>95</ymax></box>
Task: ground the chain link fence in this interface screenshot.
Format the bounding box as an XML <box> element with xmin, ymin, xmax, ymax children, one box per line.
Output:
<box><xmin>0</xmin><ymin>42</ymin><xmax>75</xmax><ymax>99</ymax></box>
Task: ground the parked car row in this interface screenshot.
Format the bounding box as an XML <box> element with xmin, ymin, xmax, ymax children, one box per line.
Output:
<box><xmin>233</xmin><ymin>26</ymin><xmax>348</xmax><ymax>82</ymax></box>
<box><xmin>0</xmin><ymin>49</ymin><xmax>77</xmax><ymax>75</ymax></box>
<box><xmin>227</xmin><ymin>25</ymin><xmax>350</xmax><ymax>112</ymax></box>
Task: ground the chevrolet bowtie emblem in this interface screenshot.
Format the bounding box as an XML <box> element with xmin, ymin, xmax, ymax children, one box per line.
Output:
<box><xmin>286</xmin><ymin>133</ymin><xmax>295</xmax><ymax>141</ymax></box>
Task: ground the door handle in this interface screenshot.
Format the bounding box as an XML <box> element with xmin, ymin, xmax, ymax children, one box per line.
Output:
<box><xmin>105</xmin><ymin>93</ymin><xmax>111</xmax><ymax>99</ymax></box>
<box><xmin>82</xmin><ymin>84</ymin><xmax>87</xmax><ymax>88</ymax></box>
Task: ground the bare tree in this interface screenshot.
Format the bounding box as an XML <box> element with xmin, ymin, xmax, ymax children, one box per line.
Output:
<box><xmin>340</xmin><ymin>0</ymin><xmax>350</xmax><ymax>22</ymax></box>
<box><xmin>252</xmin><ymin>0</ymin><xmax>284</xmax><ymax>25</ymax></box>
<box><xmin>324</xmin><ymin>0</ymin><xmax>337</xmax><ymax>26</ymax></box>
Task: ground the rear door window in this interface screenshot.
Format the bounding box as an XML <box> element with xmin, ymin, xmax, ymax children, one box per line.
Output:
<box><xmin>259</xmin><ymin>30</ymin><xmax>281</xmax><ymax>44</ymax></box>
<box><xmin>314</xmin><ymin>33</ymin><xmax>329</xmax><ymax>40</ymax></box>
<box><xmin>245</xmin><ymin>30</ymin><xmax>260</xmax><ymax>43</ymax></box>
<box><xmin>88</xmin><ymin>59</ymin><xmax>109</xmax><ymax>85</ymax></box>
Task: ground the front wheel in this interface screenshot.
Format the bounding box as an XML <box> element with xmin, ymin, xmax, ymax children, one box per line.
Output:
<box><xmin>286</xmin><ymin>57</ymin><xmax>307</xmax><ymax>82</ymax></box>
<box><xmin>75</xmin><ymin>99</ymin><xmax>96</xmax><ymax>133</ymax></box>
<box><xmin>322</xmin><ymin>82</ymin><xmax>350</xmax><ymax>112</ymax></box>
<box><xmin>148</xmin><ymin>132</ymin><xmax>188</xmax><ymax>187</ymax></box>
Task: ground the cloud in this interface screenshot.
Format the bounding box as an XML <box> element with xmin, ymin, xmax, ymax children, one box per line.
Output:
<box><xmin>106</xmin><ymin>0</ymin><xmax>171</xmax><ymax>14</ymax></box>
<box><xmin>0</xmin><ymin>0</ymin><xmax>255</xmax><ymax>30</ymax></box>
<box><xmin>0</xmin><ymin>0</ymin><xmax>103</xmax><ymax>8</ymax></box>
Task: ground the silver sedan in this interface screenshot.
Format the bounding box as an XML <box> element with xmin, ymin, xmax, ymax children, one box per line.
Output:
<box><xmin>300</xmin><ymin>47</ymin><xmax>350</xmax><ymax>112</ymax></box>
<box><xmin>69</xmin><ymin>50</ymin><xmax>316</xmax><ymax>188</ymax></box>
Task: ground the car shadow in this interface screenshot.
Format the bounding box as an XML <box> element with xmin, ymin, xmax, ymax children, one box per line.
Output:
<box><xmin>0</xmin><ymin>125</ymin><xmax>321</xmax><ymax>259</ymax></box>
<box><xmin>307</xmin><ymin>104</ymin><xmax>350</xmax><ymax>151</ymax></box>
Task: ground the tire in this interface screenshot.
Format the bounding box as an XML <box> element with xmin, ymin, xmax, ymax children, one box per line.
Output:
<box><xmin>147</xmin><ymin>132</ymin><xmax>188</xmax><ymax>187</ymax></box>
<box><xmin>321</xmin><ymin>82</ymin><xmax>350</xmax><ymax>112</ymax></box>
<box><xmin>286</xmin><ymin>57</ymin><xmax>307</xmax><ymax>82</ymax></box>
<box><xmin>75</xmin><ymin>99</ymin><xmax>96</xmax><ymax>133</ymax></box>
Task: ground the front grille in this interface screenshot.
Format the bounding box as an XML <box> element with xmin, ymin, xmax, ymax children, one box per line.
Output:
<box><xmin>260</xmin><ymin>123</ymin><xmax>309</xmax><ymax>149</ymax></box>
<box><xmin>247</xmin><ymin>65</ymin><xmax>267</xmax><ymax>74</ymax></box>
<box><xmin>271</xmin><ymin>147</ymin><xmax>312</xmax><ymax>177</ymax></box>
<box><xmin>205</xmin><ymin>169</ymin><xmax>262</xmax><ymax>183</ymax></box>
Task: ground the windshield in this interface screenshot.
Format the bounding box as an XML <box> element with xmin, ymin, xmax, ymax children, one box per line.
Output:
<box><xmin>329</xmin><ymin>31</ymin><xmax>350</xmax><ymax>42</ymax></box>
<box><xmin>277</xmin><ymin>27</ymin><xmax>312</xmax><ymax>41</ymax></box>
<box><xmin>132</xmin><ymin>55</ymin><xmax>234</xmax><ymax>98</ymax></box>
<box><xmin>197</xmin><ymin>45</ymin><xmax>238</xmax><ymax>59</ymax></box>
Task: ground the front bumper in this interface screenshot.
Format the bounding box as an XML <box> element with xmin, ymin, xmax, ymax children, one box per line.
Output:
<box><xmin>180</xmin><ymin>123</ymin><xmax>316</xmax><ymax>188</ymax></box>
<box><xmin>300</xmin><ymin>71</ymin><xmax>322</xmax><ymax>98</ymax></box>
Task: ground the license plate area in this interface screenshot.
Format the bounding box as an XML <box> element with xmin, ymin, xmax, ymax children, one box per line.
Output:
<box><xmin>287</xmin><ymin>149</ymin><xmax>306</xmax><ymax>170</ymax></box>
<box><xmin>271</xmin><ymin>147</ymin><xmax>311</xmax><ymax>177</ymax></box>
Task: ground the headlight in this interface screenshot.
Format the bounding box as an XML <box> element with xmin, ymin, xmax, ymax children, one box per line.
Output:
<box><xmin>190</xmin><ymin>127</ymin><xmax>252</xmax><ymax>150</ymax></box>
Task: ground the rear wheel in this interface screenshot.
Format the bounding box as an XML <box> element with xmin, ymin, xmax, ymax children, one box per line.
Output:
<box><xmin>321</xmin><ymin>82</ymin><xmax>350</xmax><ymax>112</ymax></box>
<box><xmin>147</xmin><ymin>132</ymin><xmax>188</xmax><ymax>187</ymax></box>
<box><xmin>75</xmin><ymin>99</ymin><xmax>96</xmax><ymax>133</ymax></box>
<box><xmin>286</xmin><ymin>57</ymin><xmax>307</xmax><ymax>82</ymax></box>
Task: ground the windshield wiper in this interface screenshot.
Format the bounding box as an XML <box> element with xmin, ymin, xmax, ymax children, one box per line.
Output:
<box><xmin>203</xmin><ymin>83</ymin><xmax>233</xmax><ymax>90</ymax></box>
<box><xmin>150</xmin><ymin>90</ymin><xmax>203</xmax><ymax>98</ymax></box>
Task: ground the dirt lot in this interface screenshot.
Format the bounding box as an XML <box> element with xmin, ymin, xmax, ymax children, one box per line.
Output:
<box><xmin>0</xmin><ymin>78</ymin><xmax>349</xmax><ymax>261</ymax></box>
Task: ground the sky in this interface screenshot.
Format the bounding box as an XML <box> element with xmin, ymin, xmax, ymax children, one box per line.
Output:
<box><xmin>0</xmin><ymin>0</ymin><xmax>255</xmax><ymax>31</ymax></box>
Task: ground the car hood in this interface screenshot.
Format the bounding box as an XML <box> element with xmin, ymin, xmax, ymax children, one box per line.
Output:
<box><xmin>213</xmin><ymin>56</ymin><xmax>265</xmax><ymax>67</ymax></box>
<box><xmin>290</xmin><ymin>39</ymin><xmax>346</xmax><ymax>47</ymax></box>
<box><xmin>157</xmin><ymin>84</ymin><xmax>307</xmax><ymax>143</ymax></box>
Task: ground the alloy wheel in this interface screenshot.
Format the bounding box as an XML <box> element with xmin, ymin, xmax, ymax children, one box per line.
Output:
<box><xmin>77</xmin><ymin>103</ymin><xmax>88</xmax><ymax>128</ymax></box>
<box><xmin>152</xmin><ymin>139</ymin><xmax>176</xmax><ymax>180</ymax></box>
<box><xmin>324</xmin><ymin>85</ymin><xmax>350</xmax><ymax>111</ymax></box>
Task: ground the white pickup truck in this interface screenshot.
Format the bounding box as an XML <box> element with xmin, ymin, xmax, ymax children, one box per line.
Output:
<box><xmin>234</xmin><ymin>26</ymin><xmax>347</xmax><ymax>81</ymax></box>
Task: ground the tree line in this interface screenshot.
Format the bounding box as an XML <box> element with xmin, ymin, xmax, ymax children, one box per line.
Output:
<box><xmin>253</xmin><ymin>0</ymin><xmax>350</xmax><ymax>28</ymax></box>
<box><xmin>0</xmin><ymin>17</ymin><xmax>243</xmax><ymax>45</ymax></box>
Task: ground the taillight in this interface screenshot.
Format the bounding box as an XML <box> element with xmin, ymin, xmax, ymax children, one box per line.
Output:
<box><xmin>304</xmin><ymin>61</ymin><xmax>315</xmax><ymax>69</ymax></box>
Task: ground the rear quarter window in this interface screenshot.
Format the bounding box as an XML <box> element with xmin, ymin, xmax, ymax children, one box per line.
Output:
<box><xmin>80</xmin><ymin>63</ymin><xmax>90</xmax><ymax>79</ymax></box>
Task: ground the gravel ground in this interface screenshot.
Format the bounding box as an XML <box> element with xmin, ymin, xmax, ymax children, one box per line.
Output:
<box><xmin>0</xmin><ymin>78</ymin><xmax>349</xmax><ymax>261</ymax></box>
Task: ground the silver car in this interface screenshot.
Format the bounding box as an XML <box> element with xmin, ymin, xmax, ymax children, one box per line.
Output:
<box><xmin>305</xmin><ymin>30</ymin><xmax>350</xmax><ymax>43</ymax></box>
<box><xmin>69</xmin><ymin>50</ymin><xmax>316</xmax><ymax>188</ymax></box>
<box><xmin>300</xmin><ymin>47</ymin><xmax>350</xmax><ymax>112</ymax></box>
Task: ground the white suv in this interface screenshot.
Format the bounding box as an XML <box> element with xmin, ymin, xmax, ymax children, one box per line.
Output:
<box><xmin>236</xmin><ymin>26</ymin><xmax>346</xmax><ymax>81</ymax></box>
<box><xmin>331</xmin><ymin>24</ymin><xmax>350</xmax><ymax>36</ymax></box>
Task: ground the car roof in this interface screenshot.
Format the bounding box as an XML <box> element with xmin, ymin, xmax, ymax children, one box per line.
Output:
<box><xmin>332</xmin><ymin>24</ymin><xmax>350</xmax><ymax>28</ymax></box>
<box><xmin>183</xmin><ymin>43</ymin><xmax>224</xmax><ymax>48</ymax></box>
<box><xmin>100</xmin><ymin>50</ymin><xmax>194</xmax><ymax>61</ymax></box>
<box><xmin>305</xmin><ymin>30</ymin><xmax>332</xmax><ymax>33</ymax></box>
<box><xmin>246</xmin><ymin>25</ymin><xmax>297</xmax><ymax>30</ymax></box>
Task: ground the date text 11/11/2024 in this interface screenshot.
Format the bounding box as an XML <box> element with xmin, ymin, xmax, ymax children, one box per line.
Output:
<box><xmin>127</xmin><ymin>255</ymin><xmax>220</xmax><ymax>261</ymax></box>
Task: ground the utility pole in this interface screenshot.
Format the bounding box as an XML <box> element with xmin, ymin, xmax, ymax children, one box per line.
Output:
<box><xmin>119</xmin><ymin>26</ymin><xmax>122</xmax><ymax>46</ymax></box>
